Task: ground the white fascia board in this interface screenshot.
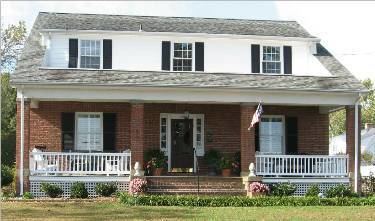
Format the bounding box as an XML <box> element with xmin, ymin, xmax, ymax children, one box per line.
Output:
<box><xmin>39</xmin><ymin>29</ymin><xmax>320</xmax><ymax>42</ymax></box>
<box><xmin>18</xmin><ymin>85</ymin><xmax>360</xmax><ymax>106</ymax></box>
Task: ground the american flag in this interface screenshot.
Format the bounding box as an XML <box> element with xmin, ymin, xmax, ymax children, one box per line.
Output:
<box><xmin>248</xmin><ymin>102</ymin><xmax>263</xmax><ymax>130</ymax></box>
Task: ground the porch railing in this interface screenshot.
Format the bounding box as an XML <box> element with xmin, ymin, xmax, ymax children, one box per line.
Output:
<box><xmin>255</xmin><ymin>154</ymin><xmax>349</xmax><ymax>177</ymax></box>
<box><xmin>30</xmin><ymin>152</ymin><xmax>131</xmax><ymax>176</ymax></box>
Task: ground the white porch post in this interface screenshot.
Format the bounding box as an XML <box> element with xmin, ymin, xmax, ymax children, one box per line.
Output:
<box><xmin>354</xmin><ymin>100</ymin><xmax>360</xmax><ymax>193</ymax></box>
<box><xmin>20</xmin><ymin>88</ymin><xmax>25</xmax><ymax>196</ymax></box>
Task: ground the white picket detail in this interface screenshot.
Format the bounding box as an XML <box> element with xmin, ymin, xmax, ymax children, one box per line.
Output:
<box><xmin>255</xmin><ymin>154</ymin><xmax>348</xmax><ymax>177</ymax></box>
<box><xmin>30</xmin><ymin>152</ymin><xmax>131</xmax><ymax>176</ymax></box>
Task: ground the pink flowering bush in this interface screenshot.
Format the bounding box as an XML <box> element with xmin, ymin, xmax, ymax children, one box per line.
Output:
<box><xmin>249</xmin><ymin>182</ymin><xmax>270</xmax><ymax>193</ymax></box>
<box><xmin>129</xmin><ymin>178</ymin><xmax>148</xmax><ymax>195</ymax></box>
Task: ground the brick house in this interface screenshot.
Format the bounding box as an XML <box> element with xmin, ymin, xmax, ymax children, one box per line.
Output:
<box><xmin>12</xmin><ymin>12</ymin><xmax>366</xmax><ymax>197</ymax></box>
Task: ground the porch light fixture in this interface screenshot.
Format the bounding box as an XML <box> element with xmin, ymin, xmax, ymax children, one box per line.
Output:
<box><xmin>184</xmin><ymin>111</ymin><xmax>190</xmax><ymax>119</ymax></box>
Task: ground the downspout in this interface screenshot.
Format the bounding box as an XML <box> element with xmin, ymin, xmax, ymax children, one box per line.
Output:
<box><xmin>20</xmin><ymin>86</ymin><xmax>24</xmax><ymax>196</ymax></box>
<box><xmin>354</xmin><ymin>93</ymin><xmax>362</xmax><ymax>193</ymax></box>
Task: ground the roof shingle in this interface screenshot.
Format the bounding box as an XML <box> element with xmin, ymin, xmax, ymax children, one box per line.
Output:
<box><xmin>11</xmin><ymin>12</ymin><xmax>366</xmax><ymax>92</ymax></box>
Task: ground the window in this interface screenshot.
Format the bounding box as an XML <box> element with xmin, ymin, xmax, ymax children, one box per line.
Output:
<box><xmin>173</xmin><ymin>43</ymin><xmax>193</xmax><ymax>71</ymax></box>
<box><xmin>75</xmin><ymin>113</ymin><xmax>103</xmax><ymax>152</ymax></box>
<box><xmin>80</xmin><ymin>40</ymin><xmax>101</xmax><ymax>69</ymax></box>
<box><xmin>259</xmin><ymin>116</ymin><xmax>284</xmax><ymax>154</ymax></box>
<box><xmin>262</xmin><ymin>46</ymin><xmax>281</xmax><ymax>74</ymax></box>
<box><xmin>160</xmin><ymin>117</ymin><xmax>167</xmax><ymax>152</ymax></box>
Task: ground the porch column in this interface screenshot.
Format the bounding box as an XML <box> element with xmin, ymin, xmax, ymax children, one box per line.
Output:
<box><xmin>16</xmin><ymin>96</ymin><xmax>30</xmax><ymax>195</ymax></box>
<box><xmin>346</xmin><ymin>105</ymin><xmax>361</xmax><ymax>193</ymax></box>
<box><xmin>240</xmin><ymin>104</ymin><xmax>256</xmax><ymax>176</ymax></box>
<box><xmin>130</xmin><ymin>103</ymin><xmax>145</xmax><ymax>169</ymax></box>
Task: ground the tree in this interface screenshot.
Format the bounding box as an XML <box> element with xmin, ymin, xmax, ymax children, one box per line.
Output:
<box><xmin>329</xmin><ymin>78</ymin><xmax>375</xmax><ymax>137</ymax></box>
<box><xmin>1</xmin><ymin>21</ymin><xmax>27</xmax><ymax>166</ymax></box>
<box><xmin>1</xmin><ymin>21</ymin><xmax>26</xmax><ymax>72</ymax></box>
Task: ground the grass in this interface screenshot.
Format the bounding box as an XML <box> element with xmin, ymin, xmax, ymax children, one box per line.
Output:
<box><xmin>2</xmin><ymin>201</ymin><xmax>375</xmax><ymax>221</ymax></box>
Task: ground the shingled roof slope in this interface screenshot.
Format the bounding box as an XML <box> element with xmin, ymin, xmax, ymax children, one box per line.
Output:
<box><xmin>11</xmin><ymin>12</ymin><xmax>366</xmax><ymax>92</ymax></box>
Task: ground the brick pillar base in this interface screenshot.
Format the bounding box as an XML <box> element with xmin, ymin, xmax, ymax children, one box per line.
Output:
<box><xmin>16</xmin><ymin>100</ymin><xmax>31</xmax><ymax>195</ymax></box>
<box><xmin>240</xmin><ymin>105</ymin><xmax>256</xmax><ymax>176</ymax></box>
<box><xmin>346</xmin><ymin>105</ymin><xmax>361</xmax><ymax>192</ymax></box>
<box><xmin>130</xmin><ymin>103</ymin><xmax>145</xmax><ymax>170</ymax></box>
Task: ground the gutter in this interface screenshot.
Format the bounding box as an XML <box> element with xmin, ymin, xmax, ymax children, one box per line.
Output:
<box><xmin>10</xmin><ymin>81</ymin><xmax>369</xmax><ymax>94</ymax></box>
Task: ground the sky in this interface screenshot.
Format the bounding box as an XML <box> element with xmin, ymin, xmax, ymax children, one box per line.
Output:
<box><xmin>1</xmin><ymin>1</ymin><xmax>374</xmax><ymax>81</ymax></box>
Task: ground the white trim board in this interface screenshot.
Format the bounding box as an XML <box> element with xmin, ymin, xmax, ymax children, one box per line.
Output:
<box><xmin>17</xmin><ymin>85</ymin><xmax>361</xmax><ymax>106</ymax></box>
<box><xmin>29</xmin><ymin>175</ymin><xmax>130</xmax><ymax>182</ymax></box>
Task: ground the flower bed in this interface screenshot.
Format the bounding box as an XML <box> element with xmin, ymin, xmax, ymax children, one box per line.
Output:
<box><xmin>118</xmin><ymin>193</ymin><xmax>375</xmax><ymax>207</ymax></box>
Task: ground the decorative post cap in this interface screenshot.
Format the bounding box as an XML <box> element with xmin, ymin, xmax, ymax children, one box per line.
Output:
<box><xmin>134</xmin><ymin>161</ymin><xmax>141</xmax><ymax>176</ymax></box>
<box><xmin>248</xmin><ymin>162</ymin><xmax>256</xmax><ymax>177</ymax></box>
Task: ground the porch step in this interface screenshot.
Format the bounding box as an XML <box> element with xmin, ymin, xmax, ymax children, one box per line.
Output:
<box><xmin>146</xmin><ymin>176</ymin><xmax>246</xmax><ymax>196</ymax></box>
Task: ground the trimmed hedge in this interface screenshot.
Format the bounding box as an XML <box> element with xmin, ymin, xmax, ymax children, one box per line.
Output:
<box><xmin>118</xmin><ymin>193</ymin><xmax>375</xmax><ymax>207</ymax></box>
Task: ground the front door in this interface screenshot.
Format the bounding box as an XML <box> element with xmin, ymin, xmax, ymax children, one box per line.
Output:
<box><xmin>171</xmin><ymin>119</ymin><xmax>194</xmax><ymax>171</ymax></box>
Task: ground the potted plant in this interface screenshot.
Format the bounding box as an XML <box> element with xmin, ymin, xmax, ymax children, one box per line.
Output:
<box><xmin>145</xmin><ymin>149</ymin><xmax>167</xmax><ymax>176</ymax></box>
<box><xmin>219</xmin><ymin>156</ymin><xmax>232</xmax><ymax>177</ymax></box>
<box><xmin>248</xmin><ymin>182</ymin><xmax>269</xmax><ymax>197</ymax></box>
<box><xmin>203</xmin><ymin>149</ymin><xmax>221</xmax><ymax>176</ymax></box>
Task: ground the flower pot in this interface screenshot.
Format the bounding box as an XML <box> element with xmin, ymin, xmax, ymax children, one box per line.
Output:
<box><xmin>221</xmin><ymin>168</ymin><xmax>231</xmax><ymax>177</ymax></box>
<box><xmin>152</xmin><ymin>168</ymin><xmax>163</xmax><ymax>176</ymax></box>
<box><xmin>247</xmin><ymin>192</ymin><xmax>266</xmax><ymax>198</ymax></box>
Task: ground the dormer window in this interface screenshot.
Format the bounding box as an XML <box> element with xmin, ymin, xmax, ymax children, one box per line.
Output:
<box><xmin>80</xmin><ymin>40</ymin><xmax>101</xmax><ymax>69</ymax></box>
<box><xmin>262</xmin><ymin>46</ymin><xmax>281</xmax><ymax>74</ymax></box>
<box><xmin>173</xmin><ymin>43</ymin><xmax>193</xmax><ymax>71</ymax></box>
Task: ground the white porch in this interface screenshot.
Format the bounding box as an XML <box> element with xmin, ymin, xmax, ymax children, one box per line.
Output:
<box><xmin>29</xmin><ymin>151</ymin><xmax>131</xmax><ymax>176</ymax></box>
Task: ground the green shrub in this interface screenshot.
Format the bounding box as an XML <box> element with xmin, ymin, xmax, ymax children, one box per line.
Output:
<box><xmin>325</xmin><ymin>184</ymin><xmax>357</xmax><ymax>198</ymax></box>
<box><xmin>1</xmin><ymin>185</ymin><xmax>16</xmax><ymax>198</ymax></box>
<box><xmin>362</xmin><ymin>172</ymin><xmax>375</xmax><ymax>196</ymax></box>
<box><xmin>1</xmin><ymin>164</ymin><xmax>14</xmax><ymax>186</ymax></box>
<box><xmin>305</xmin><ymin>185</ymin><xmax>320</xmax><ymax>197</ymax></box>
<box><xmin>95</xmin><ymin>183</ymin><xmax>117</xmax><ymax>197</ymax></box>
<box><xmin>23</xmin><ymin>192</ymin><xmax>33</xmax><ymax>199</ymax></box>
<box><xmin>271</xmin><ymin>183</ymin><xmax>297</xmax><ymax>197</ymax></box>
<box><xmin>118</xmin><ymin>193</ymin><xmax>375</xmax><ymax>207</ymax></box>
<box><xmin>41</xmin><ymin>183</ymin><xmax>63</xmax><ymax>198</ymax></box>
<box><xmin>71</xmin><ymin>182</ymin><xmax>89</xmax><ymax>198</ymax></box>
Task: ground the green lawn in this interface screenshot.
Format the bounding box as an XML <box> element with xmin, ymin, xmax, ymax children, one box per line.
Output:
<box><xmin>2</xmin><ymin>201</ymin><xmax>375</xmax><ymax>221</ymax></box>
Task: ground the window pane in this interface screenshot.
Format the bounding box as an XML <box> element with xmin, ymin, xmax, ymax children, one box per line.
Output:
<box><xmin>76</xmin><ymin>113</ymin><xmax>102</xmax><ymax>151</ymax></box>
<box><xmin>173</xmin><ymin>43</ymin><xmax>193</xmax><ymax>71</ymax></box>
<box><xmin>80</xmin><ymin>40</ymin><xmax>101</xmax><ymax>69</ymax></box>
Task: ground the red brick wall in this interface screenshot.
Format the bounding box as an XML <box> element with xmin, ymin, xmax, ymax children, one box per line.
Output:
<box><xmin>346</xmin><ymin>105</ymin><xmax>361</xmax><ymax>190</ymax></box>
<box><xmin>28</xmin><ymin>101</ymin><xmax>131</xmax><ymax>152</ymax></box>
<box><xmin>143</xmin><ymin>103</ymin><xmax>241</xmax><ymax>171</ymax></box>
<box><xmin>16</xmin><ymin>101</ymin><xmax>329</xmax><ymax>192</ymax></box>
<box><xmin>130</xmin><ymin>103</ymin><xmax>145</xmax><ymax>167</ymax></box>
<box><xmin>263</xmin><ymin>106</ymin><xmax>329</xmax><ymax>154</ymax></box>
<box><xmin>16</xmin><ymin>101</ymin><xmax>30</xmax><ymax>193</ymax></box>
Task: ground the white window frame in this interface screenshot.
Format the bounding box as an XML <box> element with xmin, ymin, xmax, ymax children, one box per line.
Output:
<box><xmin>171</xmin><ymin>42</ymin><xmax>195</xmax><ymax>72</ymax></box>
<box><xmin>160</xmin><ymin>113</ymin><xmax>204</xmax><ymax>172</ymax></box>
<box><xmin>78</xmin><ymin>39</ymin><xmax>103</xmax><ymax>69</ymax></box>
<box><xmin>259</xmin><ymin>115</ymin><xmax>285</xmax><ymax>154</ymax></box>
<box><xmin>261</xmin><ymin>45</ymin><xmax>283</xmax><ymax>74</ymax></box>
<box><xmin>74</xmin><ymin>112</ymin><xmax>104</xmax><ymax>152</ymax></box>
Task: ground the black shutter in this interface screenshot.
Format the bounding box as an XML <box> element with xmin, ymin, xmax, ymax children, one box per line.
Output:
<box><xmin>68</xmin><ymin>39</ymin><xmax>78</xmax><ymax>68</ymax></box>
<box><xmin>283</xmin><ymin>46</ymin><xmax>292</xmax><ymax>74</ymax></box>
<box><xmin>161</xmin><ymin>41</ymin><xmax>171</xmax><ymax>71</ymax></box>
<box><xmin>255</xmin><ymin>123</ymin><xmax>260</xmax><ymax>152</ymax></box>
<box><xmin>251</xmin><ymin>44</ymin><xmax>260</xmax><ymax>73</ymax></box>
<box><xmin>195</xmin><ymin>42</ymin><xmax>204</xmax><ymax>71</ymax></box>
<box><xmin>103</xmin><ymin>39</ymin><xmax>112</xmax><ymax>69</ymax></box>
<box><xmin>285</xmin><ymin>117</ymin><xmax>298</xmax><ymax>154</ymax></box>
<box><xmin>61</xmin><ymin>113</ymin><xmax>75</xmax><ymax>151</ymax></box>
<box><xmin>103</xmin><ymin>113</ymin><xmax>116</xmax><ymax>152</ymax></box>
